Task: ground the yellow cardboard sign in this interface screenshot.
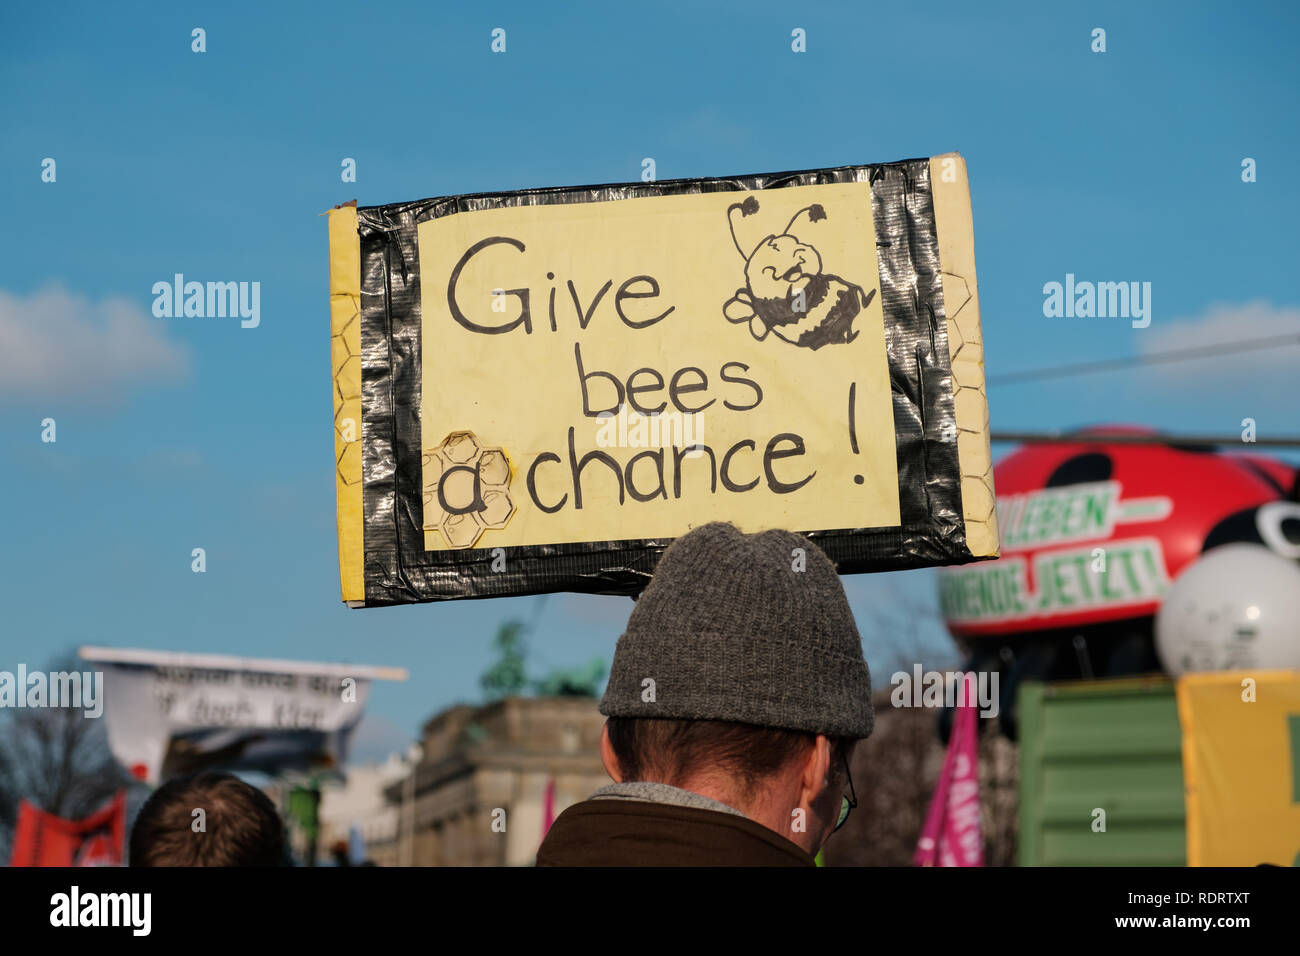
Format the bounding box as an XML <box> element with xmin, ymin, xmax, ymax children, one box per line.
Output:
<box><xmin>416</xmin><ymin>182</ymin><xmax>899</xmax><ymax>550</ymax></box>
<box><xmin>1177</xmin><ymin>670</ymin><xmax>1300</xmax><ymax>866</ymax></box>
<box><xmin>328</xmin><ymin>155</ymin><xmax>997</xmax><ymax>605</ymax></box>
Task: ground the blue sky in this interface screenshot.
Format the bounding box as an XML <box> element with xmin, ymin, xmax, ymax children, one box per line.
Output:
<box><xmin>1</xmin><ymin>0</ymin><xmax>1297</xmax><ymax>762</ymax></box>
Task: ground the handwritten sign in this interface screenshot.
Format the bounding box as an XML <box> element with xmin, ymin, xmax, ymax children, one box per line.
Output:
<box><xmin>328</xmin><ymin>155</ymin><xmax>998</xmax><ymax>606</ymax></box>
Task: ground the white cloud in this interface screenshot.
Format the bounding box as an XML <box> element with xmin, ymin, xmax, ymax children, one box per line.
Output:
<box><xmin>0</xmin><ymin>286</ymin><xmax>189</xmax><ymax>399</ymax></box>
<box><xmin>1141</xmin><ymin>300</ymin><xmax>1300</xmax><ymax>383</ymax></box>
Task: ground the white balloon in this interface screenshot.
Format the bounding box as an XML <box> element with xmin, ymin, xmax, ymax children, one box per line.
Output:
<box><xmin>1155</xmin><ymin>543</ymin><xmax>1300</xmax><ymax>675</ymax></box>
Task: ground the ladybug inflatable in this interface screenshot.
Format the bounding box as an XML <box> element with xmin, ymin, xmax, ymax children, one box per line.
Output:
<box><xmin>937</xmin><ymin>425</ymin><xmax>1300</xmax><ymax>738</ymax></box>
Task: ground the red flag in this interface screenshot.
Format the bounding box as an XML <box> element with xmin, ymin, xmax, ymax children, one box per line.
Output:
<box><xmin>9</xmin><ymin>791</ymin><xmax>127</xmax><ymax>867</ymax></box>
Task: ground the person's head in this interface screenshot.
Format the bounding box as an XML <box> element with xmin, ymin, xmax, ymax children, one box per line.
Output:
<box><xmin>129</xmin><ymin>772</ymin><xmax>286</xmax><ymax>867</ymax></box>
<box><xmin>601</xmin><ymin>717</ymin><xmax>856</xmax><ymax>854</ymax></box>
<box><xmin>598</xmin><ymin>522</ymin><xmax>873</xmax><ymax>855</ymax></box>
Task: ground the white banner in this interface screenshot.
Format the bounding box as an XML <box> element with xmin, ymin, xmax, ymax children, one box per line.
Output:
<box><xmin>80</xmin><ymin>648</ymin><xmax>404</xmax><ymax>784</ymax></box>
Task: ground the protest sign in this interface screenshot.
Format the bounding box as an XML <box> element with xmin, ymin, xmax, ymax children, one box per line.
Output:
<box><xmin>80</xmin><ymin>647</ymin><xmax>405</xmax><ymax>784</ymax></box>
<box><xmin>329</xmin><ymin>154</ymin><xmax>997</xmax><ymax>606</ymax></box>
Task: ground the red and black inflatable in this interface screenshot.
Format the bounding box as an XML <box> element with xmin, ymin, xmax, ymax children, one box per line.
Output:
<box><xmin>937</xmin><ymin>425</ymin><xmax>1300</xmax><ymax>738</ymax></box>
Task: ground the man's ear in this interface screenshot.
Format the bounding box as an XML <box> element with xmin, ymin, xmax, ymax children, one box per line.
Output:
<box><xmin>599</xmin><ymin>721</ymin><xmax>624</xmax><ymax>783</ymax></box>
<box><xmin>799</xmin><ymin>735</ymin><xmax>832</xmax><ymax>806</ymax></box>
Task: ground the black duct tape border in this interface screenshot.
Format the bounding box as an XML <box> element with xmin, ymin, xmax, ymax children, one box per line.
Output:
<box><xmin>355</xmin><ymin>159</ymin><xmax>966</xmax><ymax>606</ymax></box>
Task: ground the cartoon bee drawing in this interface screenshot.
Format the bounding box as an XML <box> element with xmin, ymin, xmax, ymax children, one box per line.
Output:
<box><xmin>722</xmin><ymin>196</ymin><xmax>876</xmax><ymax>350</ymax></box>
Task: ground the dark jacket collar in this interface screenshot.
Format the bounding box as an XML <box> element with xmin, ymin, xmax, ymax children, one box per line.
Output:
<box><xmin>537</xmin><ymin>797</ymin><xmax>817</xmax><ymax>867</ymax></box>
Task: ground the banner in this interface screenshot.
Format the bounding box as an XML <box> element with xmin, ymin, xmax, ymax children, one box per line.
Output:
<box><xmin>1176</xmin><ymin>669</ymin><xmax>1300</xmax><ymax>866</ymax></box>
<box><xmin>915</xmin><ymin>673</ymin><xmax>984</xmax><ymax>866</ymax></box>
<box><xmin>329</xmin><ymin>154</ymin><xmax>998</xmax><ymax>607</ymax></box>
<box><xmin>10</xmin><ymin>791</ymin><xmax>126</xmax><ymax>867</ymax></box>
<box><xmin>80</xmin><ymin>647</ymin><xmax>404</xmax><ymax>784</ymax></box>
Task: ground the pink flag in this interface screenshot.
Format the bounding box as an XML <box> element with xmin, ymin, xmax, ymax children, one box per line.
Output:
<box><xmin>914</xmin><ymin>672</ymin><xmax>984</xmax><ymax>866</ymax></box>
<box><xmin>540</xmin><ymin>778</ymin><xmax>556</xmax><ymax>840</ymax></box>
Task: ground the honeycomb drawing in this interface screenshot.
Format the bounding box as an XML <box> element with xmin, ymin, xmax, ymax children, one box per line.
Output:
<box><xmin>931</xmin><ymin>153</ymin><xmax>1000</xmax><ymax>559</ymax></box>
<box><xmin>329</xmin><ymin>202</ymin><xmax>364</xmax><ymax>604</ymax></box>
<box><xmin>944</xmin><ymin>268</ymin><xmax>995</xmax><ymax>530</ymax></box>
<box><xmin>331</xmin><ymin>299</ymin><xmax>361</xmax><ymax>487</ymax></box>
<box><xmin>422</xmin><ymin>430</ymin><xmax>515</xmax><ymax>548</ymax></box>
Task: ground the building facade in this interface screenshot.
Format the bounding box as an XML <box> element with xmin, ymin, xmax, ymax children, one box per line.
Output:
<box><xmin>383</xmin><ymin>696</ymin><xmax>609</xmax><ymax>866</ymax></box>
<box><xmin>316</xmin><ymin>751</ymin><xmax>411</xmax><ymax>866</ymax></box>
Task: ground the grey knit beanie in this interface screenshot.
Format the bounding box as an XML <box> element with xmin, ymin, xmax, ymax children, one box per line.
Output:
<box><xmin>599</xmin><ymin>522</ymin><xmax>874</xmax><ymax>739</ymax></box>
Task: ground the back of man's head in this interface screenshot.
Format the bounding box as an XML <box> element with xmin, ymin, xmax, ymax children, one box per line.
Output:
<box><xmin>598</xmin><ymin>522</ymin><xmax>874</xmax><ymax>845</ymax></box>
<box><xmin>130</xmin><ymin>772</ymin><xmax>285</xmax><ymax>867</ymax></box>
<box><xmin>601</xmin><ymin>521</ymin><xmax>874</xmax><ymax>740</ymax></box>
<box><xmin>604</xmin><ymin>715</ymin><xmax>856</xmax><ymax>806</ymax></box>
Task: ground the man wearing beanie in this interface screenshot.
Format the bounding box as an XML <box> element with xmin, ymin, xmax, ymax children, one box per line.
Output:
<box><xmin>537</xmin><ymin>521</ymin><xmax>874</xmax><ymax>867</ymax></box>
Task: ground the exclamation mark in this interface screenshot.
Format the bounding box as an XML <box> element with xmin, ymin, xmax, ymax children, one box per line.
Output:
<box><xmin>848</xmin><ymin>382</ymin><xmax>863</xmax><ymax>485</ymax></box>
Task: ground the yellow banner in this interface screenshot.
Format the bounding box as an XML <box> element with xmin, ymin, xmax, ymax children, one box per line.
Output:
<box><xmin>416</xmin><ymin>182</ymin><xmax>900</xmax><ymax>550</ymax></box>
<box><xmin>1177</xmin><ymin>670</ymin><xmax>1300</xmax><ymax>866</ymax></box>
